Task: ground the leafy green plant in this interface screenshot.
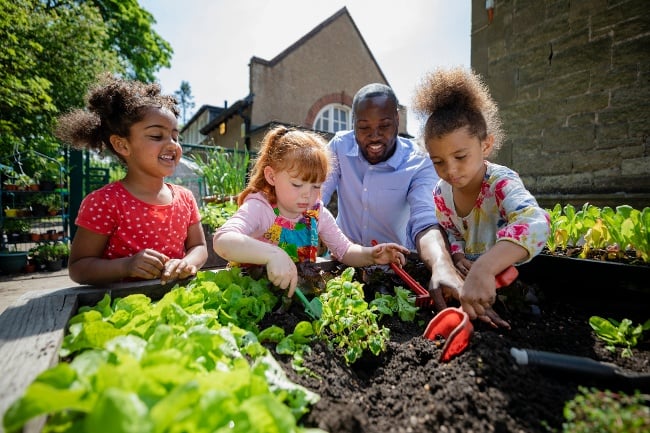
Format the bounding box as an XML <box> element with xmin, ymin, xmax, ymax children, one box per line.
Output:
<box><xmin>546</xmin><ymin>204</ymin><xmax>650</xmax><ymax>263</ymax></box>
<box><xmin>30</xmin><ymin>241</ymin><xmax>70</xmax><ymax>264</ymax></box>
<box><xmin>200</xmin><ymin>201</ymin><xmax>238</xmax><ymax>231</ymax></box>
<box><xmin>2</xmin><ymin>219</ymin><xmax>31</xmax><ymax>235</ymax></box>
<box><xmin>314</xmin><ymin>267</ymin><xmax>390</xmax><ymax>364</ymax></box>
<box><xmin>561</xmin><ymin>387</ymin><xmax>650</xmax><ymax>433</ymax></box>
<box><xmin>14</xmin><ymin>173</ymin><xmax>34</xmax><ymax>190</ymax></box>
<box><xmin>190</xmin><ymin>144</ymin><xmax>250</xmax><ymax>199</ymax></box>
<box><xmin>627</xmin><ymin>206</ymin><xmax>650</xmax><ymax>263</ymax></box>
<box><xmin>370</xmin><ymin>286</ymin><xmax>419</xmax><ymax>322</ymax></box>
<box><xmin>3</xmin><ymin>269</ymin><xmax>323</xmax><ymax>433</ymax></box>
<box><xmin>589</xmin><ymin>315</ymin><xmax>650</xmax><ymax>357</ymax></box>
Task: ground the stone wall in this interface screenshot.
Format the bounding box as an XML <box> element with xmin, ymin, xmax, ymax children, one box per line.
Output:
<box><xmin>471</xmin><ymin>0</ymin><xmax>650</xmax><ymax>209</ymax></box>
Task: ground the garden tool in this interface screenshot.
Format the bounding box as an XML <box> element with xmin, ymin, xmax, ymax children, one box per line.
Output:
<box><xmin>424</xmin><ymin>307</ymin><xmax>472</xmax><ymax>362</ymax></box>
<box><xmin>510</xmin><ymin>347</ymin><xmax>650</xmax><ymax>392</ymax></box>
<box><xmin>294</xmin><ymin>287</ymin><xmax>323</xmax><ymax>320</ymax></box>
<box><xmin>423</xmin><ymin>266</ymin><xmax>520</xmax><ymax>362</ymax></box>
<box><xmin>371</xmin><ymin>239</ymin><xmax>434</xmax><ymax>308</ymax></box>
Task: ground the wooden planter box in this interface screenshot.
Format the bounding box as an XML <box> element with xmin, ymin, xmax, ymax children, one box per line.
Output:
<box><xmin>2</xmin><ymin>258</ymin><xmax>648</xmax><ymax>432</ymax></box>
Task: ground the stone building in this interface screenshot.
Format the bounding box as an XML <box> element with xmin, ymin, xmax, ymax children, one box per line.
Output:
<box><xmin>471</xmin><ymin>0</ymin><xmax>650</xmax><ymax>208</ymax></box>
<box><xmin>184</xmin><ymin>1</ymin><xmax>649</xmax><ymax>209</ymax></box>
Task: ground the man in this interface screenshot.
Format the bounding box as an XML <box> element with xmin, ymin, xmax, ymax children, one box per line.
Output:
<box><xmin>322</xmin><ymin>83</ymin><xmax>508</xmax><ymax>328</ymax></box>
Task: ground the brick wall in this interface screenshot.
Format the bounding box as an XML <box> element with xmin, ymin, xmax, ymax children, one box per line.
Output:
<box><xmin>471</xmin><ymin>0</ymin><xmax>650</xmax><ymax>208</ymax></box>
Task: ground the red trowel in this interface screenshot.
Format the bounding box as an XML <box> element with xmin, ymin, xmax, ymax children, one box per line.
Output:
<box><xmin>424</xmin><ymin>266</ymin><xmax>519</xmax><ymax>362</ymax></box>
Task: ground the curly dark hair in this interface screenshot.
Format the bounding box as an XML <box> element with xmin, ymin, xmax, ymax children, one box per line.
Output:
<box><xmin>54</xmin><ymin>73</ymin><xmax>179</xmax><ymax>158</ymax></box>
<box><xmin>412</xmin><ymin>67</ymin><xmax>504</xmax><ymax>153</ymax></box>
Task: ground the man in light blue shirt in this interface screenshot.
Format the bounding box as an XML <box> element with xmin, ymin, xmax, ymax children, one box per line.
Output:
<box><xmin>322</xmin><ymin>83</ymin><xmax>465</xmax><ymax>311</ymax></box>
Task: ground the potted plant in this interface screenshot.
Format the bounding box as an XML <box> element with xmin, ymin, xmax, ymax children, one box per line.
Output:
<box><xmin>14</xmin><ymin>173</ymin><xmax>34</xmax><ymax>191</ymax></box>
<box><xmin>31</xmin><ymin>241</ymin><xmax>70</xmax><ymax>271</ymax></box>
<box><xmin>28</xmin><ymin>171</ymin><xmax>41</xmax><ymax>191</ymax></box>
<box><xmin>2</xmin><ymin>219</ymin><xmax>31</xmax><ymax>243</ymax></box>
<box><xmin>38</xmin><ymin>194</ymin><xmax>62</xmax><ymax>216</ymax></box>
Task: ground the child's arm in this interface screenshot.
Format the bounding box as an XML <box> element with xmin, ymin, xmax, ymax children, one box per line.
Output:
<box><xmin>213</xmin><ymin>231</ymin><xmax>299</xmax><ymax>295</ymax></box>
<box><xmin>68</xmin><ymin>227</ymin><xmax>169</xmax><ymax>285</ymax></box>
<box><xmin>340</xmin><ymin>242</ymin><xmax>410</xmax><ymax>267</ymax></box>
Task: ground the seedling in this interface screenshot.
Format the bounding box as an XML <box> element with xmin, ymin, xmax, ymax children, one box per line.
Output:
<box><xmin>589</xmin><ymin>316</ymin><xmax>650</xmax><ymax>358</ymax></box>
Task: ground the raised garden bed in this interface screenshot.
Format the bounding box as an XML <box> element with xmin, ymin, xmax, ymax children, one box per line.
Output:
<box><xmin>1</xmin><ymin>256</ymin><xmax>648</xmax><ymax>433</ymax></box>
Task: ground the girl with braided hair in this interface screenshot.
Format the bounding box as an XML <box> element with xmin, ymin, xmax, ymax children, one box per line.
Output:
<box><xmin>213</xmin><ymin>125</ymin><xmax>408</xmax><ymax>296</ymax></box>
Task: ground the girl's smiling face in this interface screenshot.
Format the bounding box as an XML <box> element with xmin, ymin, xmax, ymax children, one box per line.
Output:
<box><xmin>264</xmin><ymin>166</ymin><xmax>322</xmax><ymax>218</ymax></box>
<box><xmin>113</xmin><ymin>107</ymin><xmax>181</xmax><ymax>178</ymax></box>
<box><xmin>426</xmin><ymin>126</ymin><xmax>493</xmax><ymax>191</ymax></box>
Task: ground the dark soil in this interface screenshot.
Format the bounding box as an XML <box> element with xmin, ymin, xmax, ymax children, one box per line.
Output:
<box><xmin>259</xmin><ymin>259</ymin><xmax>650</xmax><ymax>433</ymax></box>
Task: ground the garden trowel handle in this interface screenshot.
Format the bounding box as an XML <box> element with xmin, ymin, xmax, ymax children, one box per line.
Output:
<box><xmin>495</xmin><ymin>266</ymin><xmax>518</xmax><ymax>288</ymax></box>
<box><xmin>510</xmin><ymin>348</ymin><xmax>620</xmax><ymax>379</ymax></box>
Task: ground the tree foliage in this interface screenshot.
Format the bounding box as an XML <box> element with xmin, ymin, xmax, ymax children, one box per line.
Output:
<box><xmin>0</xmin><ymin>0</ymin><xmax>173</xmax><ymax>157</ymax></box>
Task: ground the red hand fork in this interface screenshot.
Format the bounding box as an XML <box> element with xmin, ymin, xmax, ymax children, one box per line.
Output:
<box><xmin>371</xmin><ymin>239</ymin><xmax>434</xmax><ymax>307</ymax></box>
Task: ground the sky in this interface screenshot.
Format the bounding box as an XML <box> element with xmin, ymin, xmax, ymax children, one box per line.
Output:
<box><xmin>139</xmin><ymin>1</ymin><xmax>472</xmax><ymax>137</ymax></box>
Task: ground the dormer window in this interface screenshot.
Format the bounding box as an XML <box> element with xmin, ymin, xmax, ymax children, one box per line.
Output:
<box><xmin>314</xmin><ymin>104</ymin><xmax>350</xmax><ymax>133</ymax></box>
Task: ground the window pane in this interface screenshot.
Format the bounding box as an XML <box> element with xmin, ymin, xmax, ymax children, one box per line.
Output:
<box><xmin>313</xmin><ymin>105</ymin><xmax>349</xmax><ymax>133</ymax></box>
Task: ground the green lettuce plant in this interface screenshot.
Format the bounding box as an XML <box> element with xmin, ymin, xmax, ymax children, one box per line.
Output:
<box><xmin>546</xmin><ymin>204</ymin><xmax>650</xmax><ymax>263</ymax></box>
<box><xmin>3</xmin><ymin>269</ymin><xmax>325</xmax><ymax>433</ymax></box>
<box><xmin>589</xmin><ymin>315</ymin><xmax>650</xmax><ymax>358</ymax></box>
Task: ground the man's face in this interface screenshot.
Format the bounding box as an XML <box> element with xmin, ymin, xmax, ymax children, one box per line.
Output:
<box><xmin>354</xmin><ymin>95</ymin><xmax>399</xmax><ymax>164</ymax></box>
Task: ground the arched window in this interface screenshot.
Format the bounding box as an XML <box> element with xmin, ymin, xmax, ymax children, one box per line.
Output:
<box><xmin>313</xmin><ymin>104</ymin><xmax>350</xmax><ymax>133</ymax></box>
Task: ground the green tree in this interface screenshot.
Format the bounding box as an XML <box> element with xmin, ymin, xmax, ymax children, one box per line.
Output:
<box><xmin>175</xmin><ymin>81</ymin><xmax>196</xmax><ymax>124</ymax></box>
<box><xmin>0</xmin><ymin>0</ymin><xmax>173</xmax><ymax>157</ymax></box>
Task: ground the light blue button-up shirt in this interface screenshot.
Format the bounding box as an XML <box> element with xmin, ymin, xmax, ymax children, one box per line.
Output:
<box><xmin>322</xmin><ymin>130</ymin><xmax>440</xmax><ymax>250</ymax></box>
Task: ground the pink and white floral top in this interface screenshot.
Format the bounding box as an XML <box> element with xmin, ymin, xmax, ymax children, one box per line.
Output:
<box><xmin>434</xmin><ymin>162</ymin><xmax>550</xmax><ymax>263</ymax></box>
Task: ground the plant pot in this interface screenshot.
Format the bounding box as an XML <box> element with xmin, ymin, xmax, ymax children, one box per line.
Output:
<box><xmin>0</xmin><ymin>252</ymin><xmax>28</xmax><ymax>275</ymax></box>
<box><xmin>44</xmin><ymin>258</ymin><xmax>63</xmax><ymax>272</ymax></box>
<box><xmin>30</xmin><ymin>233</ymin><xmax>42</xmax><ymax>242</ymax></box>
<box><xmin>4</xmin><ymin>209</ymin><xmax>18</xmax><ymax>218</ymax></box>
<box><xmin>23</xmin><ymin>262</ymin><xmax>37</xmax><ymax>273</ymax></box>
<box><xmin>31</xmin><ymin>204</ymin><xmax>48</xmax><ymax>217</ymax></box>
<box><xmin>39</xmin><ymin>180</ymin><xmax>55</xmax><ymax>191</ymax></box>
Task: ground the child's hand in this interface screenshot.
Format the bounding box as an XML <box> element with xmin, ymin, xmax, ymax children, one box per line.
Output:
<box><xmin>126</xmin><ymin>249</ymin><xmax>169</xmax><ymax>280</ymax></box>
<box><xmin>265</xmin><ymin>249</ymin><xmax>298</xmax><ymax>296</ymax></box>
<box><xmin>161</xmin><ymin>258</ymin><xmax>198</xmax><ymax>284</ymax></box>
<box><xmin>452</xmin><ymin>254</ymin><xmax>473</xmax><ymax>276</ymax></box>
<box><xmin>459</xmin><ymin>266</ymin><xmax>510</xmax><ymax>329</ymax></box>
<box><xmin>371</xmin><ymin>242</ymin><xmax>410</xmax><ymax>266</ymax></box>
